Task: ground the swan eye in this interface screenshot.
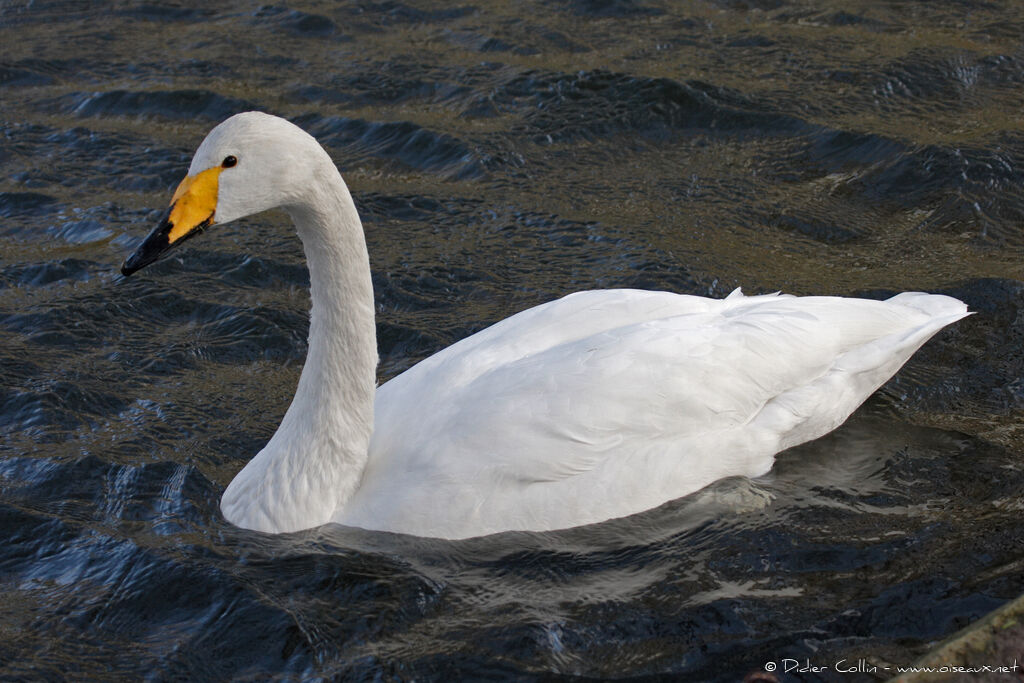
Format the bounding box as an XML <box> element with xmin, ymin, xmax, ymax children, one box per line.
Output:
<box><xmin>222</xmin><ymin>155</ymin><xmax>238</xmax><ymax>168</ymax></box>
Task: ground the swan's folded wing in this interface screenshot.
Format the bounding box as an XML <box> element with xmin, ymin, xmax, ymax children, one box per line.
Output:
<box><xmin>374</xmin><ymin>293</ymin><xmax>878</xmax><ymax>484</ymax></box>
<box><xmin>351</xmin><ymin>290</ymin><xmax>965</xmax><ymax>537</ymax></box>
<box><xmin>424</xmin><ymin>305</ymin><xmax>842</xmax><ymax>484</ymax></box>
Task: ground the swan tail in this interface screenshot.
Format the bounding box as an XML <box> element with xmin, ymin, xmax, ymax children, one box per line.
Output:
<box><xmin>754</xmin><ymin>293</ymin><xmax>968</xmax><ymax>453</ymax></box>
<box><xmin>884</xmin><ymin>291</ymin><xmax>970</xmax><ymax>319</ymax></box>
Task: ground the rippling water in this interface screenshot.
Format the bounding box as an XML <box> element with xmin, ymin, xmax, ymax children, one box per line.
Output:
<box><xmin>3</xmin><ymin>1</ymin><xmax>1024</xmax><ymax>680</ymax></box>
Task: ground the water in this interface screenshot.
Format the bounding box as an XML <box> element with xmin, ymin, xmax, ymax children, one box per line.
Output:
<box><xmin>2</xmin><ymin>1</ymin><xmax>1024</xmax><ymax>680</ymax></box>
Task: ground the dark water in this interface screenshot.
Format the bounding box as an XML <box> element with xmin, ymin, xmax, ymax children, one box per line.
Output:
<box><xmin>2</xmin><ymin>1</ymin><xmax>1024</xmax><ymax>680</ymax></box>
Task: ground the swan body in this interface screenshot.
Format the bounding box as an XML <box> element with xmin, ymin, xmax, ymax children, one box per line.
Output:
<box><xmin>121</xmin><ymin>112</ymin><xmax>969</xmax><ymax>539</ymax></box>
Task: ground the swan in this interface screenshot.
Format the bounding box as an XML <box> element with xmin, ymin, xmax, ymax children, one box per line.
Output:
<box><xmin>120</xmin><ymin>111</ymin><xmax>969</xmax><ymax>539</ymax></box>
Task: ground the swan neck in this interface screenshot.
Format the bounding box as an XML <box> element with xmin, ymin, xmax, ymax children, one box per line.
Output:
<box><xmin>221</xmin><ymin>164</ymin><xmax>377</xmax><ymax>534</ymax></box>
<box><xmin>290</xmin><ymin>173</ymin><xmax>377</xmax><ymax>452</ymax></box>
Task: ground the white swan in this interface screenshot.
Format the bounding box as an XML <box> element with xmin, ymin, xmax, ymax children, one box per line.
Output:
<box><xmin>121</xmin><ymin>112</ymin><xmax>969</xmax><ymax>539</ymax></box>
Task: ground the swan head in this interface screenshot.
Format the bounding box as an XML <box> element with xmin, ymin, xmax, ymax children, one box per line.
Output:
<box><xmin>121</xmin><ymin>111</ymin><xmax>327</xmax><ymax>276</ymax></box>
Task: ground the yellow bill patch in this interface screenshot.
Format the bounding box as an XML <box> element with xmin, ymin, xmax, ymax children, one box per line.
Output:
<box><xmin>167</xmin><ymin>166</ymin><xmax>222</xmax><ymax>244</ymax></box>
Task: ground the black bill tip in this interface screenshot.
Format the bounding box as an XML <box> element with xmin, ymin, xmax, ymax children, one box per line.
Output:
<box><xmin>120</xmin><ymin>205</ymin><xmax>211</xmax><ymax>277</ymax></box>
<box><xmin>121</xmin><ymin>210</ymin><xmax>173</xmax><ymax>277</ymax></box>
<box><xmin>121</xmin><ymin>236</ymin><xmax>169</xmax><ymax>276</ymax></box>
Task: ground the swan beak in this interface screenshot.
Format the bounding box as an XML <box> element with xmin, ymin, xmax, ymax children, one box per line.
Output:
<box><xmin>121</xmin><ymin>166</ymin><xmax>223</xmax><ymax>276</ymax></box>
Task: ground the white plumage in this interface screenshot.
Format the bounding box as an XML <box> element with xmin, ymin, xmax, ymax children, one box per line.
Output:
<box><xmin>126</xmin><ymin>112</ymin><xmax>969</xmax><ymax>539</ymax></box>
<box><xmin>351</xmin><ymin>288</ymin><xmax>966</xmax><ymax>537</ymax></box>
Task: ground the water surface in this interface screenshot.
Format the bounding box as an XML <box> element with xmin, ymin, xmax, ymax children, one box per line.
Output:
<box><xmin>2</xmin><ymin>1</ymin><xmax>1024</xmax><ymax>680</ymax></box>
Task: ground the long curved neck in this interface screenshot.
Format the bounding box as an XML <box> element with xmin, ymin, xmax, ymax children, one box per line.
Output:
<box><xmin>220</xmin><ymin>165</ymin><xmax>377</xmax><ymax>533</ymax></box>
<box><xmin>289</xmin><ymin>175</ymin><xmax>377</xmax><ymax>451</ymax></box>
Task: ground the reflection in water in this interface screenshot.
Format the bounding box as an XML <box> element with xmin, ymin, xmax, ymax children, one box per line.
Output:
<box><xmin>2</xmin><ymin>0</ymin><xmax>1023</xmax><ymax>680</ymax></box>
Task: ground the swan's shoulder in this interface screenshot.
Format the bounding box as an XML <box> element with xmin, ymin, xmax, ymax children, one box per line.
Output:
<box><xmin>384</xmin><ymin>288</ymin><xmax>719</xmax><ymax>387</ymax></box>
